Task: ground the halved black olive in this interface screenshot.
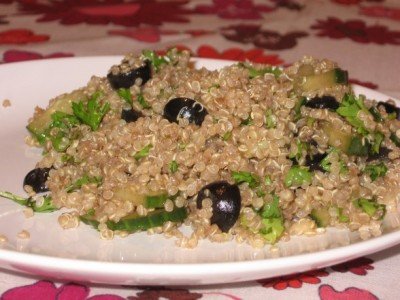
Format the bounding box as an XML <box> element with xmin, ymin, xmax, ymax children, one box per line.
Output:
<box><xmin>196</xmin><ymin>181</ymin><xmax>241</xmax><ymax>232</ymax></box>
<box><xmin>305</xmin><ymin>153</ymin><xmax>328</xmax><ymax>172</ymax></box>
<box><xmin>23</xmin><ymin>167</ymin><xmax>51</xmax><ymax>193</ymax></box>
<box><xmin>107</xmin><ymin>60</ymin><xmax>151</xmax><ymax>90</ymax></box>
<box><xmin>366</xmin><ymin>147</ymin><xmax>391</xmax><ymax>162</ymax></box>
<box><xmin>121</xmin><ymin>108</ymin><xmax>143</xmax><ymax>123</ymax></box>
<box><xmin>378</xmin><ymin>101</ymin><xmax>400</xmax><ymax>120</ymax></box>
<box><xmin>304</xmin><ymin>96</ymin><xmax>340</xmax><ymax>110</ymax></box>
<box><xmin>163</xmin><ymin>97</ymin><xmax>208</xmax><ymax>126</ymax></box>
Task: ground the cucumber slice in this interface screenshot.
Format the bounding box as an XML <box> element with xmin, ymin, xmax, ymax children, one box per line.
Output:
<box><xmin>322</xmin><ymin>122</ymin><xmax>370</xmax><ymax>156</ymax></box>
<box><xmin>27</xmin><ymin>89</ymin><xmax>87</xmax><ymax>142</ymax></box>
<box><xmin>296</xmin><ymin>68</ymin><xmax>348</xmax><ymax>93</ymax></box>
<box><xmin>310</xmin><ymin>208</ymin><xmax>331</xmax><ymax>227</ymax></box>
<box><xmin>107</xmin><ymin>208</ymin><xmax>187</xmax><ymax>232</ymax></box>
<box><xmin>80</xmin><ymin>207</ymin><xmax>187</xmax><ymax>233</ymax></box>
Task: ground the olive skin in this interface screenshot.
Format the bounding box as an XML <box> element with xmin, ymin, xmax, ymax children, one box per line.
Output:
<box><xmin>305</xmin><ymin>153</ymin><xmax>328</xmax><ymax>172</ymax></box>
<box><xmin>196</xmin><ymin>181</ymin><xmax>241</xmax><ymax>232</ymax></box>
<box><xmin>121</xmin><ymin>108</ymin><xmax>143</xmax><ymax>123</ymax></box>
<box><xmin>305</xmin><ymin>96</ymin><xmax>339</xmax><ymax>110</ymax></box>
<box><xmin>378</xmin><ymin>101</ymin><xmax>400</xmax><ymax>120</ymax></box>
<box><xmin>367</xmin><ymin>147</ymin><xmax>391</xmax><ymax>162</ymax></box>
<box><xmin>107</xmin><ymin>60</ymin><xmax>151</xmax><ymax>90</ymax></box>
<box><xmin>163</xmin><ymin>97</ymin><xmax>208</xmax><ymax>126</ymax></box>
<box><xmin>23</xmin><ymin>167</ymin><xmax>51</xmax><ymax>193</ymax></box>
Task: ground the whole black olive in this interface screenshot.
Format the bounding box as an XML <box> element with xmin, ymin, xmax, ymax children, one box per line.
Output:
<box><xmin>305</xmin><ymin>153</ymin><xmax>328</xmax><ymax>172</ymax></box>
<box><xmin>196</xmin><ymin>181</ymin><xmax>241</xmax><ymax>232</ymax></box>
<box><xmin>378</xmin><ymin>101</ymin><xmax>400</xmax><ymax>120</ymax></box>
<box><xmin>121</xmin><ymin>108</ymin><xmax>143</xmax><ymax>123</ymax></box>
<box><xmin>23</xmin><ymin>167</ymin><xmax>51</xmax><ymax>193</ymax></box>
<box><xmin>304</xmin><ymin>96</ymin><xmax>340</xmax><ymax>110</ymax></box>
<box><xmin>163</xmin><ymin>97</ymin><xmax>208</xmax><ymax>126</ymax></box>
<box><xmin>107</xmin><ymin>60</ymin><xmax>151</xmax><ymax>90</ymax></box>
<box><xmin>366</xmin><ymin>147</ymin><xmax>391</xmax><ymax>162</ymax></box>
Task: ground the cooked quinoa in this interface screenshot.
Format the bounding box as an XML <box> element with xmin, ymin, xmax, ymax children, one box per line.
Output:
<box><xmin>4</xmin><ymin>49</ymin><xmax>400</xmax><ymax>248</ymax></box>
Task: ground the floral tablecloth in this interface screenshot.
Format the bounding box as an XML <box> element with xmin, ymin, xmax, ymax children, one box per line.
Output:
<box><xmin>1</xmin><ymin>0</ymin><xmax>400</xmax><ymax>299</ymax></box>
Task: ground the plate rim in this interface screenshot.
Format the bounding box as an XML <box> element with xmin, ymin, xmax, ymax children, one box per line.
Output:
<box><xmin>0</xmin><ymin>56</ymin><xmax>399</xmax><ymax>285</ymax></box>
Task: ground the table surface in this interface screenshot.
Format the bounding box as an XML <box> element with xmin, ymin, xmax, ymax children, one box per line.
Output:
<box><xmin>1</xmin><ymin>0</ymin><xmax>400</xmax><ymax>299</ymax></box>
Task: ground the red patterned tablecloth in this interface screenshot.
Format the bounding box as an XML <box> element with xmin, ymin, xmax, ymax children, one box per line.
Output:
<box><xmin>1</xmin><ymin>1</ymin><xmax>400</xmax><ymax>299</ymax></box>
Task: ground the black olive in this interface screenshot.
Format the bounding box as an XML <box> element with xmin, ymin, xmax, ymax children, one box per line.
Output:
<box><xmin>196</xmin><ymin>181</ymin><xmax>241</xmax><ymax>232</ymax></box>
<box><xmin>23</xmin><ymin>167</ymin><xmax>51</xmax><ymax>193</ymax></box>
<box><xmin>163</xmin><ymin>97</ymin><xmax>208</xmax><ymax>126</ymax></box>
<box><xmin>366</xmin><ymin>147</ymin><xmax>391</xmax><ymax>162</ymax></box>
<box><xmin>107</xmin><ymin>60</ymin><xmax>151</xmax><ymax>90</ymax></box>
<box><xmin>304</xmin><ymin>96</ymin><xmax>340</xmax><ymax>110</ymax></box>
<box><xmin>121</xmin><ymin>108</ymin><xmax>143</xmax><ymax>123</ymax></box>
<box><xmin>377</xmin><ymin>101</ymin><xmax>400</xmax><ymax>120</ymax></box>
<box><xmin>305</xmin><ymin>153</ymin><xmax>327</xmax><ymax>172</ymax></box>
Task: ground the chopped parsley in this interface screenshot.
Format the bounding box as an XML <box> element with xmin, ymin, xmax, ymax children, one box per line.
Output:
<box><xmin>260</xmin><ymin>194</ymin><xmax>284</xmax><ymax>244</ymax></box>
<box><xmin>72</xmin><ymin>92</ymin><xmax>110</xmax><ymax>131</ymax></box>
<box><xmin>284</xmin><ymin>165</ymin><xmax>312</xmax><ymax>187</ymax></box>
<box><xmin>364</xmin><ymin>162</ymin><xmax>388</xmax><ymax>181</ymax></box>
<box><xmin>0</xmin><ymin>191</ymin><xmax>57</xmax><ymax>213</ymax></box>
<box><xmin>169</xmin><ymin>160</ymin><xmax>178</xmax><ymax>173</ymax></box>
<box><xmin>134</xmin><ymin>144</ymin><xmax>153</xmax><ymax>161</ymax></box>
<box><xmin>142</xmin><ymin>50</ymin><xmax>169</xmax><ymax>72</ymax></box>
<box><xmin>66</xmin><ymin>175</ymin><xmax>102</xmax><ymax>193</ymax></box>
<box><xmin>336</xmin><ymin>93</ymin><xmax>370</xmax><ymax>136</ymax></box>
<box><xmin>353</xmin><ymin>198</ymin><xmax>386</xmax><ymax>220</ymax></box>
<box><xmin>265</xmin><ymin>109</ymin><xmax>276</xmax><ymax>129</ymax></box>
<box><xmin>117</xmin><ymin>88</ymin><xmax>132</xmax><ymax>106</ymax></box>
<box><xmin>231</xmin><ymin>171</ymin><xmax>260</xmax><ymax>189</ymax></box>
<box><xmin>137</xmin><ymin>93</ymin><xmax>151</xmax><ymax>109</ymax></box>
<box><xmin>239</xmin><ymin>63</ymin><xmax>282</xmax><ymax>79</ymax></box>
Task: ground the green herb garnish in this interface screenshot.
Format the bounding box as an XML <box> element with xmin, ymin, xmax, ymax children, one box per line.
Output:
<box><xmin>72</xmin><ymin>92</ymin><xmax>110</xmax><ymax>131</ymax></box>
<box><xmin>0</xmin><ymin>191</ymin><xmax>57</xmax><ymax>213</ymax></box>
<box><xmin>353</xmin><ymin>198</ymin><xmax>386</xmax><ymax>219</ymax></box>
<box><xmin>66</xmin><ymin>175</ymin><xmax>102</xmax><ymax>193</ymax></box>
<box><xmin>134</xmin><ymin>144</ymin><xmax>153</xmax><ymax>161</ymax></box>
<box><xmin>336</xmin><ymin>93</ymin><xmax>370</xmax><ymax>136</ymax></box>
<box><xmin>117</xmin><ymin>88</ymin><xmax>132</xmax><ymax>106</ymax></box>
<box><xmin>260</xmin><ymin>194</ymin><xmax>284</xmax><ymax>244</ymax></box>
<box><xmin>231</xmin><ymin>171</ymin><xmax>260</xmax><ymax>189</ymax></box>
<box><xmin>169</xmin><ymin>160</ymin><xmax>178</xmax><ymax>173</ymax></box>
<box><xmin>137</xmin><ymin>93</ymin><xmax>151</xmax><ymax>109</ymax></box>
<box><xmin>364</xmin><ymin>162</ymin><xmax>388</xmax><ymax>181</ymax></box>
<box><xmin>284</xmin><ymin>165</ymin><xmax>312</xmax><ymax>187</ymax></box>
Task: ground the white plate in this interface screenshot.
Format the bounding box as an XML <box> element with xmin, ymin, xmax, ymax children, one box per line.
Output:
<box><xmin>0</xmin><ymin>57</ymin><xmax>399</xmax><ymax>286</ymax></box>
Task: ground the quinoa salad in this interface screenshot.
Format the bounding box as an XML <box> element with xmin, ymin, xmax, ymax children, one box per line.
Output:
<box><xmin>1</xmin><ymin>49</ymin><xmax>400</xmax><ymax>249</ymax></box>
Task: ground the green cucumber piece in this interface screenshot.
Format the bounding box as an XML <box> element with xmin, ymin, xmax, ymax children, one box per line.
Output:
<box><xmin>107</xmin><ymin>207</ymin><xmax>187</xmax><ymax>232</ymax></box>
<box><xmin>145</xmin><ymin>194</ymin><xmax>168</xmax><ymax>209</ymax></box>
<box><xmin>296</xmin><ymin>68</ymin><xmax>348</xmax><ymax>93</ymax></box>
<box><xmin>81</xmin><ymin>207</ymin><xmax>188</xmax><ymax>232</ymax></box>
<box><xmin>310</xmin><ymin>208</ymin><xmax>331</xmax><ymax>227</ymax></box>
<box><xmin>27</xmin><ymin>89</ymin><xmax>87</xmax><ymax>142</ymax></box>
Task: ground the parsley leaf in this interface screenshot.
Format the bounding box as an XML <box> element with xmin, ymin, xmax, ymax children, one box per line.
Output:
<box><xmin>142</xmin><ymin>50</ymin><xmax>169</xmax><ymax>72</ymax></box>
<box><xmin>137</xmin><ymin>93</ymin><xmax>151</xmax><ymax>109</ymax></box>
<box><xmin>284</xmin><ymin>165</ymin><xmax>312</xmax><ymax>187</ymax></box>
<box><xmin>0</xmin><ymin>191</ymin><xmax>57</xmax><ymax>213</ymax></box>
<box><xmin>364</xmin><ymin>162</ymin><xmax>388</xmax><ymax>181</ymax></box>
<box><xmin>134</xmin><ymin>144</ymin><xmax>153</xmax><ymax>161</ymax></box>
<box><xmin>117</xmin><ymin>88</ymin><xmax>132</xmax><ymax>106</ymax></box>
<box><xmin>353</xmin><ymin>198</ymin><xmax>386</xmax><ymax>219</ymax></box>
<box><xmin>336</xmin><ymin>93</ymin><xmax>370</xmax><ymax>135</ymax></box>
<box><xmin>260</xmin><ymin>194</ymin><xmax>284</xmax><ymax>244</ymax></box>
<box><xmin>231</xmin><ymin>171</ymin><xmax>260</xmax><ymax>188</ymax></box>
<box><xmin>72</xmin><ymin>92</ymin><xmax>110</xmax><ymax>131</ymax></box>
<box><xmin>169</xmin><ymin>160</ymin><xmax>178</xmax><ymax>173</ymax></box>
<box><xmin>66</xmin><ymin>175</ymin><xmax>102</xmax><ymax>193</ymax></box>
